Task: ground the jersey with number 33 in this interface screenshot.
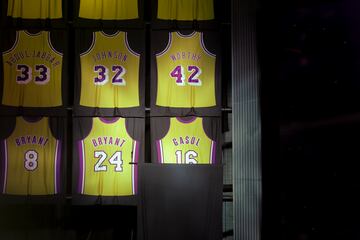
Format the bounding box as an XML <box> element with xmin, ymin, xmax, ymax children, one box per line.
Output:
<box><xmin>2</xmin><ymin>117</ymin><xmax>61</xmax><ymax>195</ymax></box>
<box><xmin>156</xmin><ymin>31</ymin><xmax>216</xmax><ymax>108</ymax></box>
<box><xmin>77</xmin><ymin>117</ymin><xmax>138</xmax><ymax>196</ymax></box>
<box><xmin>79</xmin><ymin>31</ymin><xmax>140</xmax><ymax>108</ymax></box>
<box><xmin>2</xmin><ymin>31</ymin><xmax>63</xmax><ymax>107</ymax></box>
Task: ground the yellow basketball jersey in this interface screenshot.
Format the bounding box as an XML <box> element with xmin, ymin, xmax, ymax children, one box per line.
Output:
<box><xmin>77</xmin><ymin>117</ymin><xmax>138</xmax><ymax>196</ymax></box>
<box><xmin>80</xmin><ymin>31</ymin><xmax>140</xmax><ymax>108</ymax></box>
<box><xmin>7</xmin><ymin>0</ymin><xmax>62</xmax><ymax>19</ymax></box>
<box><xmin>156</xmin><ymin>117</ymin><xmax>216</xmax><ymax>164</ymax></box>
<box><xmin>2</xmin><ymin>117</ymin><xmax>61</xmax><ymax>195</ymax></box>
<box><xmin>156</xmin><ymin>32</ymin><xmax>216</xmax><ymax>108</ymax></box>
<box><xmin>157</xmin><ymin>0</ymin><xmax>214</xmax><ymax>21</ymax></box>
<box><xmin>2</xmin><ymin>31</ymin><xmax>63</xmax><ymax>107</ymax></box>
<box><xmin>79</xmin><ymin>0</ymin><xmax>138</xmax><ymax>20</ymax></box>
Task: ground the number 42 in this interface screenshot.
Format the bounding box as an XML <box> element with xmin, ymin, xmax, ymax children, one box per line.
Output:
<box><xmin>170</xmin><ymin>65</ymin><xmax>202</xmax><ymax>86</ymax></box>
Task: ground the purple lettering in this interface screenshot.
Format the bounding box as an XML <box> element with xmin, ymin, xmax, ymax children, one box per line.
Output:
<box><xmin>173</xmin><ymin>138</ymin><xmax>178</xmax><ymax>146</ymax></box>
<box><xmin>119</xmin><ymin>139</ymin><xmax>125</xmax><ymax>147</ymax></box>
<box><xmin>92</xmin><ymin>139</ymin><xmax>98</xmax><ymax>147</ymax></box>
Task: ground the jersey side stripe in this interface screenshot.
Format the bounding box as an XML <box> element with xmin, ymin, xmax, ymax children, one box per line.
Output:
<box><xmin>78</xmin><ymin>140</ymin><xmax>85</xmax><ymax>194</ymax></box>
<box><xmin>80</xmin><ymin>32</ymin><xmax>96</xmax><ymax>57</ymax></box>
<box><xmin>2</xmin><ymin>140</ymin><xmax>8</xmax><ymax>194</ymax></box>
<box><xmin>200</xmin><ymin>33</ymin><xmax>216</xmax><ymax>58</ymax></box>
<box><xmin>210</xmin><ymin>141</ymin><xmax>216</xmax><ymax>164</ymax></box>
<box><xmin>156</xmin><ymin>140</ymin><xmax>164</xmax><ymax>163</ymax></box>
<box><xmin>54</xmin><ymin>140</ymin><xmax>61</xmax><ymax>194</ymax></box>
<box><xmin>132</xmin><ymin>140</ymin><xmax>139</xmax><ymax>194</ymax></box>
<box><xmin>156</xmin><ymin>33</ymin><xmax>172</xmax><ymax>57</ymax></box>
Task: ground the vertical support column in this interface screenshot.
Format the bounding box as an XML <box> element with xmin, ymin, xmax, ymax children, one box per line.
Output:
<box><xmin>232</xmin><ymin>1</ymin><xmax>262</xmax><ymax>240</ymax></box>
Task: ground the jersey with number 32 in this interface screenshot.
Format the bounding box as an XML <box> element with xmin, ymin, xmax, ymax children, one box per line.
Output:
<box><xmin>2</xmin><ymin>117</ymin><xmax>61</xmax><ymax>195</ymax></box>
<box><xmin>79</xmin><ymin>31</ymin><xmax>140</xmax><ymax>108</ymax></box>
<box><xmin>2</xmin><ymin>31</ymin><xmax>63</xmax><ymax>107</ymax></box>
<box><xmin>77</xmin><ymin>117</ymin><xmax>138</xmax><ymax>196</ymax></box>
<box><xmin>156</xmin><ymin>31</ymin><xmax>216</xmax><ymax>108</ymax></box>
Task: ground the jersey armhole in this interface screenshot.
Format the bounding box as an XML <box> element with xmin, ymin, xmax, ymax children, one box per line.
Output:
<box><xmin>3</xmin><ymin>31</ymin><xmax>19</xmax><ymax>55</ymax></box>
<box><xmin>125</xmin><ymin>32</ymin><xmax>140</xmax><ymax>57</ymax></box>
<box><xmin>48</xmin><ymin>117</ymin><xmax>61</xmax><ymax>141</ymax></box>
<box><xmin>200</xmin><ymin>33</ymin><xmax>216</xmax><ymax>58</ymax></box>
<box><xmin>155</xmin><ymin>32</ymin><xmax>172</xmax><ymax>57</ymax></box>
<box><xmin>48</xmin><ymin>32</ymin><xmax>64</xmax><ymax>56</ymax></box>
<box><xmin>80</xmin><ymin>32</ymin><xmax>96</xmax><ymax>57</ymax></box>
<box><xmin>202</xmin><ymin>118</ymin><xmax>216</xmax><ymax>142</ymax></box>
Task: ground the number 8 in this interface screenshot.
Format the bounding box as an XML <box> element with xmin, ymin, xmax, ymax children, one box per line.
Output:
<box><xmin>24</xmin><ymin>150</ymin><xmax>38</xmax><ymax>171</ymax></box>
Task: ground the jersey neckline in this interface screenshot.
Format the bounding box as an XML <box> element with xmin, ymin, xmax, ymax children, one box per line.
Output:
<box><xmin>99</xmin><ymin>117</ymin><xmax>121</xmax><ymax>124</ymax></box>
<box><xmin>22</xmin><ymin>116</ymin><xmax>43</xmax><ymax>123</ymax></box>
<box><xmin>175</xmin><ymin>116</ymin><xmax>197</xmax><ymax>124</ymax></box>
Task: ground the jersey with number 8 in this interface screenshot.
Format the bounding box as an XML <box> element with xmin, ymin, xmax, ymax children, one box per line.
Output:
<box><xmin>156</xmin><ymin>32</ymin><xmax>216</xmax><ymax>108</ymax></box>
<box><xmin>2</xmin><ymin>31</ymin><xmax>63</xmax><ymax>107</ymax></box>
<box><xmin>79</xmin><ymin>31</ymin><xmax>140</xmax><ymax>108</ymax></box>
<box><xmin>156</xmin><ymin>117</ymin><xmax>216</xmax><ymax>164</ymax></box>
<box><xmin>2</xmin><ymin>117</ymin><xmax>61</xmax><ymax>195</ymax></box>
<box><xmin>77</xmin><ymin>117</ymin><xmax>139</xmax><ymax>196</ymax></box>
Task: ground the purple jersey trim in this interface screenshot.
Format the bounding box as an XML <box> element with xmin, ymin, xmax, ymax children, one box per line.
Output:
<box><xmin>100</xmin><ymin>30</ymin><xmax>120</xmax><ymax>37</ymax></box>
<box><xmin>200</xmin><ymin>32</ymin><xmax>216</xmax><ymax>58</ymax></box>
<box><xmin>77</xmin><ymin>141</ymin><xmax>85</xmax><ymax>194</ymax></box>
<box><xmin>156</xmin><ymin>32</ymin><xmax>172</xmax><ymax>57</ymax></box>
<box><xmin>47</xmin><ymin>31</ymin><xmax>63</xmax><ymax>56</ymax></box>
<box><xmin>80</xmin><ymin>32</ymin><xmax>96</xmax><ymax>56</ymax></box>
<box><xmin>99</xmin><ymin>117</ymin><xmax>120</xmax><ymax>124</ymax></box>
<box><xmin>133</xmin><ymin>140</ymin><xmax>140</xmax><ymax>194</ymax></box>
<box><xmin>22</xmin><ymin>116</ymin><xmax>43</xmax><ymax>123</ymax></box>
<box><xmin>1</xmin><ymin>140</ymin><xmax>7</xmax><ymax>193</ymax></box>
<box><xmin>24</xmin><ymin>30</ymin><xmax>42</xmax><ymax>36</ymax></box>
<box><xmin>176</xmin><ymin>116</ymin><xmax>197</xmax><ymax>124</ymax></box>
<box><xmin>176</xmin><ymin>31</ymin><xmax>196</xmax><ymax>38</ymax></box>
<box><xmin>3</xmin><ymin>31</ymin><xmax>19</xmax><ymax>55</ymax></box>
<box><xmin>125</xmin><ymin>32</ymin><xmax>140</xmax><ymax>57</ymax></box>
<box><xmin>2</xmin><ymin>140</ymin><xmax>7</xmax><ymax>193</ymax></box>
<box><xmin>55</xmin><ymin>140</ymin><xmax>62</xmax><ymax>194</ymax></box>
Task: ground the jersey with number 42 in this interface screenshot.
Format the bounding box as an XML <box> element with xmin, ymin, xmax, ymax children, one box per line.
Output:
<box><xmin>156</xmin><ymin>117</ymin><xmax>216</xmax><ymax>164</ymax></box>
<box><xmin>2</xmin><ymin>31</ymin><xmax>63</xmax><ymax>107</ymax></box>
<box><xmin>79</xmin><ymin>31</ymin><xmax>140</xmax><ymax>108</ymax></box>
<box><xmin>156</xmin><ymin>31</ymin><xmax>216</xmax><ymax>108</ymax></box>
<box><xmin>77</xmin><ymin>117</ymin><xmax>138</xmax><ymax>196</ymax></box>
<box><xmin>2</xmin><ymin>117</ymin><xmax>61</xmax><ymax>195</ymax></box>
